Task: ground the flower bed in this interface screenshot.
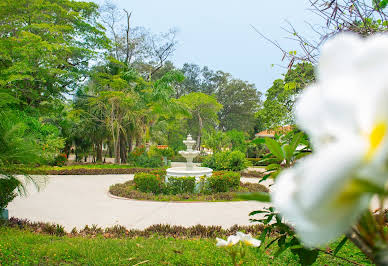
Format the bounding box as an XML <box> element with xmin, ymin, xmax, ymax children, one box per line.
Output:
<box><xmin>3</xmin><ymin>166</ymin><xmax>162</xmax><ymax>175</ymax></box>
<box><xmin>109</xmin><ymin>170</ymin><xmax>268</xmax><ymax>202</ymax></box>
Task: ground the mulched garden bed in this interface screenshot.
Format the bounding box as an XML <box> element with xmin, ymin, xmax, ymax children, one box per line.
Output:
<box><xmin>5</xmin><ymin>167</ymin><xmax>159</xmax><ymax>175</ymax></box>
<box><xmin>109</xmin><ymin>181</ymin><xmax>269</xmax><ymax>202</ymax></box>
<box><xmin>1</xmin><ymin>217</ymin><xmax>268</xmax><ymax>239</ymax></box>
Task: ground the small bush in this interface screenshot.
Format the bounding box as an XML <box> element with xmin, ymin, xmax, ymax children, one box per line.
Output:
<box><xmin>134</xmin><ymin>154</ymin><xmax>163</xmax><ymax>168</ymax></box>
<box><xmin>133</xmin><ymin>173</ymin><xmax>163</xmax><ymax>194</ymax></box>
<box><xmin>0</xmin><ymin>176</ymin><xmax>21</xmax><ymax>210</ymax></box>
<box><xmin>166</xmin><ymin>177</ymin><xmax>195</xmax><ymax>195</ymax></box>
<box><xmin>149</xmin><ymin>169</ymin><xmax>167</xmax><ymax>178</ymax></box>
<box><xmin>227</xmin><ymin>151</ymin><xmax>249</xmax><ymax>171</ymax></box>
<box><xmin>51</xmin><ymin>153</ymin><xmax>67</xmax><ymax>166</ymax></box>
<box><xmin>205</xmin><ymin>171</ymin><xmax>240</xmax><ymax>193</ymax></box>
<box><xmin>202</xmin><ymin>151</ymin><xmax>249</xmax><ymax>171</ymax></box>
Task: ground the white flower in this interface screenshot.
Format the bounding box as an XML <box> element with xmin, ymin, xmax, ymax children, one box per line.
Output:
<box><xmin>216</xmin><ymin>235</ymin><xmax>240</xmax><ymax>247</ymax></box>
<box><xmin>216</xmin><ymin>232</ymin><xmax>261</xmax><ymax>247</ymax></box>
<box><xmin>272</xmin><ymin>33</ymin><xmax>388</xmax><ymax>247</ymax></box>
<box><xmin>236</xmin><ymin>232</ymin><xmax>262</xmax><ymax>247</ymax></box>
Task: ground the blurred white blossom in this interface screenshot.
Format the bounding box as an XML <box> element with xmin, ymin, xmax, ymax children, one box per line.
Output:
<box><xmin>216</xmin><ymin>232</ymin><xmax>261</xmax><ymax>247</ymax></box>
<box><xmin>272</xmin><ymin>33</ymin><xmax>388</xmax><ymax>247</ymax></box>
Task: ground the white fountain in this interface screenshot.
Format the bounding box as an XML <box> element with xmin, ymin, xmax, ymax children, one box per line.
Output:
<box><xmin>166</xmin><ymin>134</ymin><xmax>212</xmax><ymax>182</ymax></box>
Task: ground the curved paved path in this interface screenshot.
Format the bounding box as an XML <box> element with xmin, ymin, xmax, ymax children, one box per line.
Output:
<box><xmin>8</xmin><ymin>175</ymin><xmax>272</xmax><ymax>231</ymax></box>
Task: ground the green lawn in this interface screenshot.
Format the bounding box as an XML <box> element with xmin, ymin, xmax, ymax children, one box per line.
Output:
<box><xmin>0</xmin><ymin>227</ymin><xmax>371</xmax><ymax>265</ymax></box>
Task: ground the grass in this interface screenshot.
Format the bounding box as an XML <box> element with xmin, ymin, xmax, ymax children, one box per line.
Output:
<box><xmin>109</xmin><ymin>181</ymin><xmax>269</xmax><ymax>202</ymax></box>
<box><xmin>0</xmin><ymin>227</ymin><xmax>370</xmax><ymax>265</ymax></box>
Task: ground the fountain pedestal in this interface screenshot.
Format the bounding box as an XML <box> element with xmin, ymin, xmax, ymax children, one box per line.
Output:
<box><xmin>166</xmin><ymin>134</ymin><xmax>212</xmax><ymax>182</ymax></box>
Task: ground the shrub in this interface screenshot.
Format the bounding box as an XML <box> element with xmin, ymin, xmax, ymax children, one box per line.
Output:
<box><xmin>150</xmin><ymin>169</ymin><xmax>167</xmax><ymax>178</ymax></box>
<box><xmin>202</xmin><ymin>151</ymin><xmax>249</xmax><ymax>171</ymax></box>
<box><xmin>166</xmin><ymin>176</ymin><xmax>195</xmax><ymax>195</ymax></box>
<box><xmin>227</xmin><ymin>150</ymin><xmax>249</xmax><ymax>171</ymax></box>
<box><xmin>0</xmin><ymin>176</ymin><xmax>20</xmax><ymax>210</ymax></box>
<box><xmin>133</xmin><ymin>173</ymin><xmax>163</xmax><ymax>194</ymax></box>
<box><xmin>51</xmin><ymin>153</ymin><xmax>67</xmax><ymax>166</ymax></box>
<box><xmin>205</xmin><ymin>171</ymin><xmax>240</xmax><ymax>193</ymax></box>
<box><xmin>134</xmin><ymin>154</ymin><xmax>163</xmax><ymax>168</ymax></box>
<box><xmin>149</xmin><ymin>146</ymin><xmax>175</xmax><ymax>158</ymax></box>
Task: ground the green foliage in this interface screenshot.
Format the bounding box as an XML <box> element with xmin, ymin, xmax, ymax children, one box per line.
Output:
<box><xmin>0</xmin><ymin>226</ymin><xmax>370</xmax><ymax>265</ymax></box>
<box><xmin>50</xmin><ymin>154</ymin><xmax>68</xmax><ymax>167</ymax></box>
<box><xmin>202</xmin><ymin>130</ymin><xmax>230</xmax><ymax>152</ymax></box>
<box><xmin>0</xmin><ymin>0</ymin><xmax>109</xmax><ymax>107</ymax></box>
<box><xmin>258</xmin><ymin>63</ymin><xmax>315</xmax><ymax>129</ymax></box>
<box><xmin>134</xmin><ymin>154</ymin><xmax>164</xmax><ymax>168</ymax></box>
<box><xmin>177</xmin><ymin>64</ymin><xmax>262</xmax><ymax>133</ymax></box>
<box><xmin>133</xmin><ymin>173</ymin><xmax>163</xmax><ymax>194</ymax></box>
<box><xmin>226</xmin><ymin>130</ymin><xmax>247</xmax><ymax>153</ymax></box>
<box><xmin>109</xmin><ymin>179</ymin><xmax>268</xmax><ymax>202</ymax></box>
<box><xmin>149</xmin><ymin>146</ymin><xmax>175</xmax><ymax>158</ymax></box>
<box><xmin>166</xmin><ymin>177</ymin><xmax>196</xmax><ymax>195</ymax></box>
<box><xmin>0</xmin><ymin>176</ymin><xmax>21</xmax><ymax>210</ymax></box>
<box><xmin>202</xmin><ymin>151</ymin><xmax>249</xmax><ymax>171</ymax></box>
<box><xmin>205</xmin><ymin>171</ymin><xmax>240</xmax><ymax>193</ymax></box>
<box><xmin>178</xmin><ymin>92</ymin><xmax>223</xmax><ymax>148</ymax></box>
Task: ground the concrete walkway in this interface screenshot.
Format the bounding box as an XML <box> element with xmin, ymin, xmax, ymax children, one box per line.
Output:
<box><xmin>8</xmin><ymin>175</ymin><xmax>272</xmax><ymax>231</ymax></box>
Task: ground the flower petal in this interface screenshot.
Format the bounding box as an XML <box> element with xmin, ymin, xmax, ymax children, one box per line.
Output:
<box><xmin>272</xmin><ymin>138</ymin><xmax>371</xmax><ymax>247</ymax></box>
<box><xmin>216</xmin><ymin>238</ymin><xmax>228</xmax><ymax>247</ymax></box>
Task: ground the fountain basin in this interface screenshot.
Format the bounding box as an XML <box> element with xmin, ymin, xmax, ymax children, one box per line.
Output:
<box><xmin>166</xmin><ymin>166</ymin><xmax>213</xmax><ymax>182</ymax></box>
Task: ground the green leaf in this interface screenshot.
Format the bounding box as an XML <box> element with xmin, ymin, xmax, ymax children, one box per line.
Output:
<box><xmin>333</xmin><ymin>236</ymin><xmax>347</xmax><ymax>255</ymax></box>
<box><xmin>265</xmin><ymin>138</ymin><xmax>284</xmax><ymax>161</ymax></box>
<box><xmin>353</xmin><ymin>178</ymin><xmax>388</xmax><ymax>195</ymax></box>
<box><xmin>249</xmin><ymin>210</ymin><xmax>268</xmax><ymax>216</ymax></box>
<box><xmin>237</xmin><ymin>192</ymin><xmax>271</xmax><ymax>202</ymax></box>
<box><xmin>283</xmin><ymin>144</ymin><xmax>293</xmax><ymax>163</ymax></box>
<box><xmin>265</xmin><ymin>163</ymin><xmax>281</xmax><ymax>171</ymax></box>
<box><xmin>290</xmin><ymin>132</ymin><xmax>304</xmax><ymax>153</ymax></box>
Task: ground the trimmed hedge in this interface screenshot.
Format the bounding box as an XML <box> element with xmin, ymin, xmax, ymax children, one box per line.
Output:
<box><xmin>202</xmin><ymin>151</ymin><xmax>249</xmax><ymax>171</ymax></box>
<box><xmin>205</xmin><ymin>171</ymin><xmax>240</xmax><ymax>193</ymax></box>
<box><xmin>134</xmin><ymin>173</ymin><xmax>164</xmax><ymax>194</ymax></box>
<box><xmin>109</xmin><ymin>180</ymin><xmax>269</xmax><ymax>202</ymax></box>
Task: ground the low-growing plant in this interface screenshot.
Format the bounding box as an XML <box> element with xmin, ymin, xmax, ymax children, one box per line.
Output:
<box><xmin>50</xmin><ymin>153</ymin><xmax>68</xmax><ymax>167</ymax></box>
<box><xmin>166</xmin><ymin>176</ymin><xmax>196</xmax><ymax>195</ymax></box>
<box><xmin>133</xmin><ymin>173</ymin><xmax>163</xmax><ymax>194</ymax></box>
<box><xmin>205</xmin><ymin>171</ymin><xmax>241</xmax><ymax>193</ymax></box>
<box><xmin>0</xmin><ymin>176</ymin><xmax>21</xmax><ymax>211</ymax></box>
<box><xmin>202</xmin><ymin>151</ymin><xmax>249</xmax><ymax>171</ymax></box>
<box><xmin>134</xmin><ymin>154</ymin><xmax>163</xmax><ymax>168</ymax></box>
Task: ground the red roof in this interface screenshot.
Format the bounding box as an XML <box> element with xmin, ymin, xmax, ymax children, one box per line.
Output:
<box><xmin>255</xmin><ymin>125</ymin><xmax>294</xmax><ymax>138</ymax></box>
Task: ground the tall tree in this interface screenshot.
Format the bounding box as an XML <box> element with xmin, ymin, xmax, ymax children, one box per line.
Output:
<box><xmin>178</xmin><ymin>92</ymin><xmax>222</xmax><ymax>150</ymax></box>
<box><xmin>217</xmin><ymin>78</ymin><xmax>261</xmax><ymax>132</ymax></box>
<box><xmin>0</xmin><ymin>0</ymin><xmax>109</xmax><ymax>108</ymax></box>
<box><xmin>258</xmin><ymin>63</ymin><xmax>315</xmax><ymax>129</ymax></box>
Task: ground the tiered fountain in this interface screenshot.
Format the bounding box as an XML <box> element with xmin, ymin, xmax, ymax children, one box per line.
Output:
<box><xmin>166</xmin><ymin>134</ymin><xmax>213</xmax><ymax>182</ymax></box>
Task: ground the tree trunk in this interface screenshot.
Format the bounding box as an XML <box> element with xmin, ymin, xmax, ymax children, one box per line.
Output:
<box><xmin>120</xmin><ymin>132</ymin><xmax>127</xmax><ymax>164</ymax></box>
<box><xmin>128</xmin><ymin>135</ymin><xmax>133</xmax><ymax>153</ymax></box>
<box><xmin>96</xmin><ymin>141</ymin><xmax>103</xmax><ymax>162</ymax></box>
<box><xmin>197</xmin><ymin>113</ymin><xmax>203</xmax><ymax>151</ymax></box>
<box><xmin>114</xmin><ymin>126</ymin><xmax>121</xmax><ymax>164</ymax></box>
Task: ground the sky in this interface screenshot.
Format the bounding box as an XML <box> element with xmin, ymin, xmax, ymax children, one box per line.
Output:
<box><xmin>93</xmin><ymin>0</ymin><xmax>322</xmax><ymax>94</ymax></box>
